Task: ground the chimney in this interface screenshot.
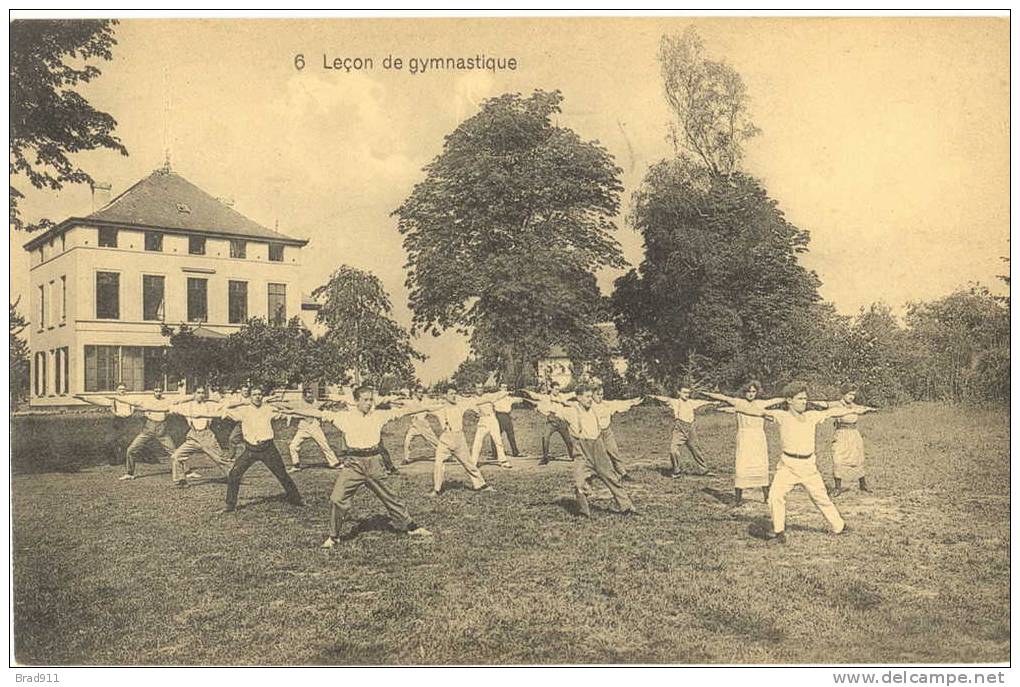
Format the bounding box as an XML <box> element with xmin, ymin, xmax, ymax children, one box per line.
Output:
<box><xmin>90</xmin><ymin>182</ymin><xmax>112</xmax><ymax>211</ymax></box>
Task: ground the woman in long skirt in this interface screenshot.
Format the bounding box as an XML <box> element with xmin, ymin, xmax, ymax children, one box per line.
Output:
<box><xmin>815</xmin><ymin>387</ymin><xmax>876</xmax><ymax>496</ymax></box>
<box><xmin>701</xmin><ymin>380</ymin><xmax>784</xmax><ymax>507</ymax></box>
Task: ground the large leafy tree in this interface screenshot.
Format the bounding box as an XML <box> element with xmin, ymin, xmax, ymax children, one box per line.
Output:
<box><xmin>312</xmin><ymin>265</ymin><xmax>423</xmax><ymax>387</ymax></box>
<box><xmin>394</xmin><ymin>89</ymin><xmax>624</xmax><ymax>387</ymax></box>
<box><xmin>10</xmin><ymin>20</ymin><xmax>128</xmax><ymax>233</ymax></box>
<box><xmin>613</xmin><ymin>160</ymin><xmax>821</xmax><ymax>388</ymax></box>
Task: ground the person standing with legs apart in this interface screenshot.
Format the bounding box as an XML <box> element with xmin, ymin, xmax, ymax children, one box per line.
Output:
<box><xmin>591</xmin><ymin>386</ymin><xmax>643</xmax><ymax>481</ymax></box>
<box><xmin>169</xmin><ymin>385</ymin><xmax>234</xmax><ymax>488</ymax></box>
<box><xmin>555</xmin><ymin>384</ymin><xmax>637</xmax><ymax>519</ymax></box>
<box><xmin>651</xmin><ymin>387</ymin><xmax>720</xmax><ymax>478</ymax></box>
<box><xmin>216</xmin><ymin>387</ymin><xmax>304</xmax><ymax>513</ymax></box>
<box><xmin>492</xmin><ymin>384</ymin><xmax>524</xmax><ymax>458</ymax></box>
<box><xmin>733</xmin><ymin>381</ymin><xmax>860</xmax><ymax>545</ymax></box>
<box><xmin>283</xmin><ymin>387</ymin><xmax>341</xmax><ymax>472</ymax></box>
<box><xmin>75</xmin><ymin>384</ymin><xmax>137</xmax><ymax>479</ymax></box>
<box><xmin>120</xmin><ymin>387</ymin><xmax>179</xmax><ymax>477</ymax></box>
<box><xmin>289</xmin><ymin>386</ymin><xmax>435</xmax><ymax>549</ymax></box>
<box><xmin>428</xmin><ymin>386</ymin><xmax>504</xmax><ymax>496</ymax></box>
<box><xmin>700</xmin><ymin>381</ymin><xmax>785</xmax><ymax>507</ymax></box>
<box><xmin>813</xmin><ymin>386</ymin><xmax>877</xmax><ymax>496</ymax></box>
<box><xmin>524</xmin><ymin>383</ymin><xmax>577</xmax><ymax>465</ymax></box>
<box><xmin>469</xmin><ymin>383</ymin><xmax>513</xmax><ymax>469</ymax></box>
<box><xmin>401</xmin><ymin>388</ymin><xmax>440</xmax><ymax>464</ymax></box>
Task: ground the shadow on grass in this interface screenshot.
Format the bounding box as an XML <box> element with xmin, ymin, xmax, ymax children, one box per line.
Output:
<box><xmin>235</xmin><ymin>494</ymin><xmax>305</xmax><ymax>512</ymax></box>
<box><xmin>338</xmin><ymin>514</ymin><xmax>402</xmax><ymax>542</ymax></box>
<box><xmin>702</xmin><ymin>486</ymin><xmax>737</xmax><ymax>506</ymax></box>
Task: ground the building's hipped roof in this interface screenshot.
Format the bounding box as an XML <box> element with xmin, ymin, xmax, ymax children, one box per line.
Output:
<box><xmin>25</xmin><ymin>167</ymin><xmax>307</xmax><ymax>250</ymax></box>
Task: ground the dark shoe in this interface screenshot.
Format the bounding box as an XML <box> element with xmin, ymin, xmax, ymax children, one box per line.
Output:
<box><xmin>834</xmin><ymin>524</ymin><xmax>852</xmax><ymax>536</ymax></box>
<box><xmin>475</xmin><ymin>485</ymin><xmax>495</xmax><ymax>493</ymax></box>
<box><xmin>218</xmin><ymin>507</ymin><xmax>236</xmax><ymax>514</ymax></box>
<box><xmin>670</xmin><ymin>471</ymin><xmax>683</xmax><ymax>479</ymax></box>
<box><xmin>766</xmin><ymin>531</ymin><xmax>787</xmax><ymax>546</ymax></box>
<box><xmin>619</xmin><ymin>507</ymin><xmax>639</xmax><ymax>517</ymax></box>
<box><xmin>174</xmin><ymin>480</ymin><xmax>189</xmax><ymax>489</ymax></box>
<box><xmin>831</xmin><ymin>487</ymin><xmax>847</xmax><ymax>498</ymax></box>
<box><xmin>538</xmin><ymin>458</ymin><xmax>550</xmax><ymax>466</ymax></box>
<box><xmin>288</xmin><ymin>498</ymin><xmax>305</xmax><ymax>507</ymax></box>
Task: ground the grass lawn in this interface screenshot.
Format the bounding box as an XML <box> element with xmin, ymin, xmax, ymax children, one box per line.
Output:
<box><xmin>11</xmin><ymin>402</ymin><xmax>1010</xmax><ymax>665</ymax></box>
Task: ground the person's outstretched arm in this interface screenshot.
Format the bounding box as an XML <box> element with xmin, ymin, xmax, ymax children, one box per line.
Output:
<box><xmin>698</xmin><ymin>391</ymin><xmax>737</xmax><ymax>405</ymax></box>
<box><xmin>74</xmin><ymin>394</ymin><xmax>113</xmax><ymax>407</ymax></box>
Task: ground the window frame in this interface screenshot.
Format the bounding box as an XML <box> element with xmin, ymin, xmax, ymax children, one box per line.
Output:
<box><xmin>230</xmin><ymin>239</ymin><xmax>247</xmax><ymax>259</ymax></box>
<box><xmin>144</xmin><ymin>231</ymin><xmax>164</xmax><ymax>252</ymax></box>
<box><xmin>269</xmin><ymin>243</ymin><xmax>284</xmax><ymax>262</ymax></box>
<box><xmin>142</xmin><ymin>274</ymin><xmax>167</xmax><ymax>322</ymax></box>
<box><xmin>95</xmin><ymin>270</ymin><xmax>121</xmax><ymax>320</ymax></box>
<box><xmin>98</xmin><ymin>227</ymin><xmax>118</xmax><ymax>248</ymax></box>
<box><xmin>188</xmin><ymin>236</ymin><xmax>207</xmax><ymax>256</ymax></box>
<box><xmin>228</xmin><ymin>280</ymin><xmax>248</xmax><ymax>324</ymax></box>
<box><xmin>187</xmin><ymin>277</ymin><xmax>209</xmax><ymax>323</ymax></box>
<box><xmin>267</xmin><ymin>282</ymin><xmax>287</xmax><ymax>326</ymax></box>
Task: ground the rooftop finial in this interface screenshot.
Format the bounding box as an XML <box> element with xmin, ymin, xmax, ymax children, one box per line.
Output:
<box><xmin>161</xmin><ymin>149</ymin><xmax>172</xmax><ymax>174</ymax></box>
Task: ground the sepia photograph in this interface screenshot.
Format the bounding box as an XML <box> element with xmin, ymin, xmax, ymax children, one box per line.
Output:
<box><xmin>7</xmin><ymin>11</ymin><xmax>1011</xmax><ymax>671</ymax></box>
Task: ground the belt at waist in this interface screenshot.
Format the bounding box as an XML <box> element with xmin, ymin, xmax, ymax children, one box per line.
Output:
<box><xmin>246</xmin><ymin>439</ymin><xmax>275</xmax><ymax>449</ymax></box>
<box><xmin>783</xmin><ymin>451</ymin><xmax>815</xmax><ymax>460</ymax></box>
<box><xmin>344</xmin><ymin>446</ymin><xmax>382</xmax><ymax>457</ymax></box>
<box><xmin>834</xmin><ymin>422</ymin><xmax>858</xmax><ymax>430</ymax></box>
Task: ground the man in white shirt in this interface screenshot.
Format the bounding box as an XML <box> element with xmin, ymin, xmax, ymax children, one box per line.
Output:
<box><xmin>215</xmin><ymin>387</ymin><xmax>304</xmax><ymax>513</ymax></box>
<box><xmin>120</xmin><ymin>387</ymin><xmax>180</xmax><ymax>477</ymax></box>
<box><xmin>75</xmin><ymin>384</ymin><xmax>137</xmax><ymax>479</ymax></box>
<box><xmin>651</xmin><ymin>387</ymin><xmax>719</xmax><ymax>478</ymax></box>
<box><xmin>283</xmin><ymin>387</ymin><xmax>341</xmax><ymax>472</ymax></box>
<box><xmin>592</xmin><ymin>386</ymin><xmax>643</xmax><ymax>481</ymax></box>
<box><xmin>291</xmin><ymin>385</ymin><xmax>435</xmax><ymax>548</ymax></box>
<box><xmin>469</xmin><ymin>383</ymin><xmax>512</xmax><ymax>469</ymax></box>
<box><xmin>428</xmin><ymin>386</ymin><xmax>503</xmax><ymax>495</ymax></box>
<box><xmin>735</xmin><ymin>381</ymin><xmax>859</xmax><ymax>544</ymax></box>
<box><xmin>556</xmin><ymin>384</ymin><xmax>637</xmax><ymax>519</ymax></box>
<box><xmin>169</xmin><ymin>385</ymin><xmax>234</xmax><ymax>487</ymax></box>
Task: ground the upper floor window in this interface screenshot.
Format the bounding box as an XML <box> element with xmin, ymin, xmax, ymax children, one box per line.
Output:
<box><xmin>188</xmin><ymin>236</ymin><xmax>206</xmax><ymax>255</ymax></box>
<box><xmin>144</xmin><ymin>232</ymin><xmax>163</xmax><ymax>252</ymax></box>
<box><xmin>96</xmin><ymin>271</ymin><xmax>120</xmax><ymax>319</ymax></box>
<box><xmin>228</xmin><ymin>280</ymin><xmax>248</xmax><ymax>324</ymax></box>
<box><xmin>187</xmin><ymin>277</ymin><xmax>208</xmax><ymax>322</ymax></box>
<box><xmin>230</xmin><ymin>239</ymin><xmax>246</xmax><ymax>259</ymax></box>
<box><xmin>60</xmin><ymin>276</ymin><xmax>67</xmax><ymax>322</ymax></box>
<box><xmin>269</xmin><ymin>243</ymin><xmax>284</xmax><ymax>262</ymax></box>
<box><xmin>143</xmin><ymin>275</ymin><xmax>166</xmax><ymax>321</ymax></box>
<box><xmin>98</xmin><ymin>227</ymin><xmax>118</xmax><ymax>248</ymax></box>
<box><xmin>38</xmin><ymin>285</ymin><xmax>45</xmax><ymax>330</ymax></box>
<box><xmin>268</xmin><ymin>283</ymin><xmax>287</xmax><ymax>326</ymax></box>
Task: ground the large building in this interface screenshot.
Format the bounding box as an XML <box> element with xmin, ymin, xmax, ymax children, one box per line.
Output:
<box><xmin>23</xmin><ymin>165</ymin><xmax>309</xmax><ymax>406</ymax></box>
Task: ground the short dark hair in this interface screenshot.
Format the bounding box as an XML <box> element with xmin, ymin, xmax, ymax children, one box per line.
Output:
<box><xmin>781</xmin><ymin>381</ymin><xmax>809</xmax><ymax>399</ymax></box>
<box><xmin>353</xmin><ymin>385</ymin><xmax>374</xmax><ymax>401</ymax></box>
<box><xmin>741</xmin><ymin>379</ymin><xmax>763</xmax><ymax>395</ymax></box>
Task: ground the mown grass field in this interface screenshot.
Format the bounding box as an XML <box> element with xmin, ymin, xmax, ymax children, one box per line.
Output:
<box><xmin>11</xmin><ymin>402</ymin><xmax>1010</xmax><ymax>665</ymax></box>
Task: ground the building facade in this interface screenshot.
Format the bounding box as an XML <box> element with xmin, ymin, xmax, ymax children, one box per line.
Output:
<box><xmin>24</xmin><ymin>167</ymin><xmax>309</xmax><ymax>406</ymax></box>
<box><xmin>537</xmin><ymin>322</ymin><xmax>628</xmax><ymax>388</ymax></box>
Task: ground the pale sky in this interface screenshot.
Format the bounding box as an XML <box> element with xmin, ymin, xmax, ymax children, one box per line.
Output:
<box><xmin>10</xmin><ymin>17</ymin><xmax>1010</xmax><ymax>383</ymax></box>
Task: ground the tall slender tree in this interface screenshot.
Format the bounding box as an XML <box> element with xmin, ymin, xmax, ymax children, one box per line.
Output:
<box><xmin>312</xmin><ymin>265</ymin><xmax>423</xmax><ymax>387</ymax></box>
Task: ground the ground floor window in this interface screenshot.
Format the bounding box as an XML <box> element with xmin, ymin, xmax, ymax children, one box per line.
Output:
<box><xmin>84</xmin><ymin>345</ymin><xmax>177</xmax><ymax>392</ymax></box>
<box><xmin>33</xmin><ymin>352</ymin><xmax>47</xmax><ymax>396</ymax></box>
